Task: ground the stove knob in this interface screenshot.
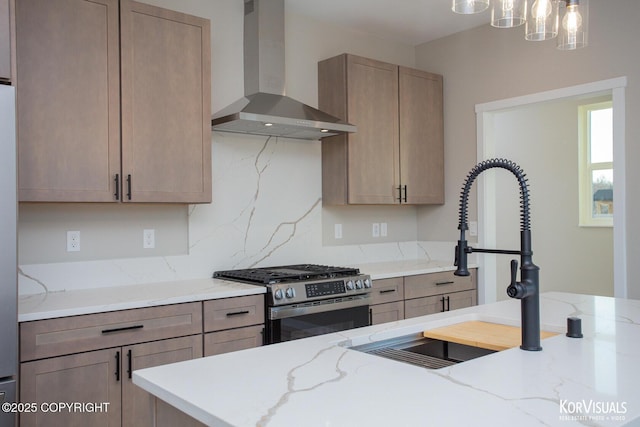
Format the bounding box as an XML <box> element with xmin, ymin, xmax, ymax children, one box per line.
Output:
<box><xmin>364</xmin><ymin>278</ymin><xmax>371</xmax><ymax>288</ymax></box>
<box><xmin>285</xmin><ymin>287</ymin><xmax>296</xmax><ymax>299</ymax></box>
<box><xmin>355</xmin><ymin>279</ymin><xmax>363</xmax><ymax>289</ymax></box>
<box><xmin>346</xmin><ymin>280</ymin><xmax>355</xmax><ymax>290</ymax></box>
<box><xmin>274</xmin><ymin>288</ymin><xmax>284</xmax><ymax>300</ymax></box>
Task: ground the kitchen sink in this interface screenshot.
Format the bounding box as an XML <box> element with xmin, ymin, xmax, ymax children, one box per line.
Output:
<box><xmin>350</xmin><ymin>333</ymin><xmax>496</xmax><ymax>369</ymax></box>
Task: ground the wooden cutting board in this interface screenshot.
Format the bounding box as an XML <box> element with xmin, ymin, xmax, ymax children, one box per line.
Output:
<box><xmin>423</xmin><ymin>321</ymin><xmax>558</xmax><ymax>351</ymax></box>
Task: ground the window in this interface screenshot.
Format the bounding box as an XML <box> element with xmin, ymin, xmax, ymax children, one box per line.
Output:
<box><xmin>578</xmin><ymin>101</ymin><xmax>613</xmax><ymax>227</ymax></box>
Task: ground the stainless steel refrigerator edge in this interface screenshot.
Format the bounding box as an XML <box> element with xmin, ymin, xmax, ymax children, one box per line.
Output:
<box><xmin>0</xmin><ymin>84</ymin><xmax>18</xmax><ymax>427</ymax></box>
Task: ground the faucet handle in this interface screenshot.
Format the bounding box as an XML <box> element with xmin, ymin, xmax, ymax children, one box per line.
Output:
<box><xmin>510</xmin><ymin>259</ymin><xmax>518</xmax><ymax>285</ymax></box>
<box><xmin>507</xmin><ymin>259</ymin><xmax>521</xmax><ymax>299</ymax></box>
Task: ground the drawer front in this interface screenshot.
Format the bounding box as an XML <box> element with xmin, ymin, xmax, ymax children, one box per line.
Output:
<box><xmin>404</xmin><ymin>290</ymin><xmax>477</xmax><ymax>319</ymax></box>
<box><xmin>404</xmin><ymin>269</ymin><xmax>475</xmax><ymax>299</ymax></box>
<box><xmin>20</xmin><ymin>302</ymin><xmax>203</xmax><ymax>361</ymax></box>
<box><xmin>204</xmin><ymin>324</ymin><xmax>264</xmax><ymax>356</ymax></box>
<box><xmin>404</xmin><ymin>295</ymin><xmax>442</xmax><ymax>319</ymax></box>
<box><xmin>203</xmin><ymin>294</ymin><xmax>264</xmax><ymax>333</ymax></box>
<box><xmin>370</xmin><ymin>277</ymin><xmax>404</xmax><ymax>305</ymax></box>
<box><xmin>370</xmin><ymin>301</ymin><xmax>404</xmax><ymax>325</ymax></box>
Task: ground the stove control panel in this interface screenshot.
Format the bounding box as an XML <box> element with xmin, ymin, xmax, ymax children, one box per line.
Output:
<box><xmin>269</xmin><ymin>275</ymin><xmax>372</xmax><ymax>305</ymax></box>
<box><xmin>306</xmin><ymin>280</ymin><xmax>346</xmax><ymax>298</ymax></box>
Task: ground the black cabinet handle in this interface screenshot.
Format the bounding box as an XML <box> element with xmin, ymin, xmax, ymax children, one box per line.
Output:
<box><xmin>127</xmin><ymin>349</ymin><xmax>133</xmax><ymax>379</ymax></box>
<box><xmin>440</xmin><ymin>297</ymin><xmax>446</xmax><ymax>312</ymax></box>
<box><xmin>436</xmin><ymin>281</ymin><xmax>455</xmax><ymax>286</ymax></box>
<box><xmin>379</xmin><ymin>289</ymin><xmax>396</xmax><ymax>294</ymax></box>
<box><xmin>403</xmin><ymin>185</ymin><xmax>407</xmax><ymax>203</ymax></box>
<box><xmin>446</xmin><ymin>296</ymin><xmax>451</xmax><ymax>311</ymax></box>
<box><xmin>226</xmin><ymin>310</ymin><xmax>250</xmax><ymax>317</ymax></box>
<box><xmin>396</xmin><ymin>185</ymin><xmax>402</xmax><ymax>202</ymax></box>
<box><xmin>126</xmin><ymin>174</ymin><xmax>132</xmax><ymax>200</ymax></box>
<box><xmin>115</xmin><ymin>351</ymin><xmax>120</xmax><ymax>382</ymax></box>
<box><xmin>114</xmin><ymin>174</ymin><xmax>120</xmax><ymax>200</ymax></box>
<box><xmin>260</xmin><ymin>327</ymin><xmax>265</xmax><ymax>345</ymax></box>
<box><xmin>369</xmin><ymin>308</ymin><xmax>373</xmax><ymax>325</ymax></box>
<box><xmin>101</xmin><ymin>324</ymin><xmax>144</xmax><ymax>334</ymax></box>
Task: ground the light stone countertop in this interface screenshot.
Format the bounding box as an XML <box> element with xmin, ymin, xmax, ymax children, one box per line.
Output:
<box><xmin>18</xmin><ymin>259</ymin><xmax>463</xmax><ymax>322</ymax></box>
<box><xmin>133</xmin><ymin>292</ymin><xmax>640</xmax><ymax>427</ymax></box>
<box><xmin>17</xmin><ymin>278</ymin><xmax>266</xmax><ymax>322</ymax></box>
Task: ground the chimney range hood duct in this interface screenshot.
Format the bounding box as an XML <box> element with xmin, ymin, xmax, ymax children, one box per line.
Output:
<box><xmin>211</xmin><ymin>0</ymin><xmax>356</xmax><ymax>140</ymax></box>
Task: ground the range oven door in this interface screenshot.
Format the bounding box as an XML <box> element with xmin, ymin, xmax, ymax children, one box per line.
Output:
<box><xmin>266</xmin><ymin>295</ymin><xmax>370</xmax><ymax>344</ymax></box>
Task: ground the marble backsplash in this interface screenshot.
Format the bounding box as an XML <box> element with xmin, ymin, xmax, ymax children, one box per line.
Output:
<box><xmin>18</xmin><ymin>132</ymin><xmax>457</xmax><ymax>295</ymax></box>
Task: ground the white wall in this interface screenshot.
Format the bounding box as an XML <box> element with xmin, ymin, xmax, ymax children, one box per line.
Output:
<box><xmin>489</xmin><ymin>97</ymin><xmax>613</xmax><ymax>300</ymax></box>
<box><xmin>415</xmin><ymin>0</ymin><xmax>640</xmax><ymax>298</ymax></box>
<box><xmin>18</xmin><ymin>0</ymin><xmax>432</xmax><ymax>294</ymax></box>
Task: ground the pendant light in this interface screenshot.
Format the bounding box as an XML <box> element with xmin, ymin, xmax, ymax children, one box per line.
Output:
<box><xmin>491</xmin><ymin>0</ymin><xmax>527</xmax><ymax>28</ymax></box>
<box><xmin>452</xmin><ymin>0</ymin><xmax>490</xmax><ymax>14</ymax></box>
<box><xmin>525</xmin><ymin>0</ymin><xmax>559</xmax><ymax>41</ymax></box>
<box><xmin>557</xmin><ymin>0</ymin><xmax>588</xmax><ymax>50</ymax></box>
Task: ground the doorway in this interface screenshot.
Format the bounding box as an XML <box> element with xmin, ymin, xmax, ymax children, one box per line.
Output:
<box><xmin>474</xmin><ymin>77</ymin><xmax>627</xmax><ymax>303</ymax></box>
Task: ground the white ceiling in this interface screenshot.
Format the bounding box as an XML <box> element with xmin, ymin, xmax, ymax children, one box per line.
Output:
<box><xmin>285</xmin><ymin>0</ymin><xmax>491</xmax><ymax>46</ymax></box>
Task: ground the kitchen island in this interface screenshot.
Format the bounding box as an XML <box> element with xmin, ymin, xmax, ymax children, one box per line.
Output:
<box><xmin>133</xmin><ymin>292</ymin><xmax>640</xmax><ymax>426</ymax></box>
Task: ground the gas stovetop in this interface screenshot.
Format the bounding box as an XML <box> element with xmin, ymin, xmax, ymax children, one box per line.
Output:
<box><xmin>213</xmin><ymin>264</ymin><xmax>361</xmax><ymax>285</ymax></box>
<box><xmin>213</xmin><ymin>264</ymin><xmax>371</xmax><ymax>306</ymax></box>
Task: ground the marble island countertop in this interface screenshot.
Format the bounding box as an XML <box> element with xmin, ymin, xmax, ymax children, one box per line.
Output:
<box><xmin>18</xmin><ymin>259</ymin><xmax>465</xmax><ymax>322</ymax></box>
<box><xmin>133</xmin><ymin>292</ymin><xmax>640</xmax><ymax>427</ymax></box>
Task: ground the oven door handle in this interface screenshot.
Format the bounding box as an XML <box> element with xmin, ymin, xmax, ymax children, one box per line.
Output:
<box><xmin>268</xmin><ymin>295</ymin><xmax>370</xmax><ymax>320</ymax></box>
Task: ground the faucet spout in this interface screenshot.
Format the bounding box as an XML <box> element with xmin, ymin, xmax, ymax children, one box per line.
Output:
<box><xmin>454</xmin><ymin>158</ymin><xmax>541</xmax><ymax>351</ymax></box>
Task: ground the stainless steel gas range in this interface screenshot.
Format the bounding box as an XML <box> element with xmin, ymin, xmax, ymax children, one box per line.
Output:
<box><xmin>214</xmin><ymin>264</ymin><xmax>372</xmax><ymax>344</ymax></box>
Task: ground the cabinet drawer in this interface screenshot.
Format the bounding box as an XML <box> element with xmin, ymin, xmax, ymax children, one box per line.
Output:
<box><xmin>203</xmin><ymin>295</ymin><xmax>264</xmax><ymax>333</ymax></box>
<box><xmin>20</xmin><ymin>302</ymin><xmax>202</xmax><ymax>361</ymax></box>
<box><xmin>404</xmin><ymin>269</ymin><xmax>475</xmax><ymax>299</ymax></box>
<box><xmin>204</xmin><ymin>324</ymin><xmax>264</xmax><ymax>356</ymax></box>
<box><xmin>404</xmin><ymin>290</ymin><xmax>477</xmax><ymax>319</ymax></box>
<box><xmin>370</xmin><ymin>277</ymin><xmax>404</xmax><ymax>305</ymax></box>
<box><xmin>370</xmin><ymin>301</ymin><xmax>404</xmax><ymax>325</ymax></box>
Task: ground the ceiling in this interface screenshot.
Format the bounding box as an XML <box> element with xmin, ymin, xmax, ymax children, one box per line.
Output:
<box><xmin>285</xmin><ymin>0</ymin><xmax>491</xmax><ymax>46</ymax></box>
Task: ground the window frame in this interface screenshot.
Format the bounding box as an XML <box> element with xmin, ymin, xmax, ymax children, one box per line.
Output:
<box><xmin>578</xmin><ymin>100</ymin><xmax>613</xmax><ymax>227</ymax></box>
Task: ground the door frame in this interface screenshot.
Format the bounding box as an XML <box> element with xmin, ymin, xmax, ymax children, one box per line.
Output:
<box><xmin>475</xmin><ymin>77</ymin><xmax>627</xmax><ymax>303</ymax></box>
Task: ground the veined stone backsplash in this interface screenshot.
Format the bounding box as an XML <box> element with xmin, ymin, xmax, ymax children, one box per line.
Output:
<box><xmin>18</xmin><ymin>132</ymin><xmax>456</xmax><ymax>295</ymax></box>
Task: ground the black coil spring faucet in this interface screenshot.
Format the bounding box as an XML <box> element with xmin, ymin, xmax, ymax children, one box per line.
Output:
<box><xmin>454</xmin><ymin>158</ymin><xmax>542</xmax><ymax>351</ymax></box>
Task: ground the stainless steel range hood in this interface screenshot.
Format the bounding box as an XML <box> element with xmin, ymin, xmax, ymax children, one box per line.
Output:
<box><xmin>211</xmin><ymin>0</ymin><xmax>356</xmax><ymax>140</ymax></box>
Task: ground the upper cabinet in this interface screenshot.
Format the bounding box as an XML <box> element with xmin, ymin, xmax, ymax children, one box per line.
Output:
<box><xmin>318</xmin><ymin>54</ymin><xmax>444</xmax><ymax>205</ymax></box>
<box><xmin>15</xmin><ymin>0</ymin><xmax>211</xmax><ymax>203</ymax></box>
<box><xmin>0</xmin><ymin>0</ymin><xmax>11</xmax><ymax>82</ymax></box>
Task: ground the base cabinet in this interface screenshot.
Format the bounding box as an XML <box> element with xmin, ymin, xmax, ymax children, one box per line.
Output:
<box><xmin>370</xmin><ymin>301</ymin><xmax>404</xmax><ymax>325</ymax></box>
<box><xmin>404</xmin><ymin>270</ymin><xmax>477</xmax><ymax>319</ymax></box>
<box><xmin>369</xmin><ymin>277</ymin><xmax>405</xmax><ymax>325</ymax></box>
<box><xmin>19</xmin><ymin>303</ymin><xmax>203</xmax><ymax>427</ymax></box>
<box><xmin>20</xmin><ymin>348</ymin><xmax>121</xmax><ymax>427</ymax></box>
<box><xmin>122</xmin><ymin>336</ymin><xmax>203</xmax><ymax>427</ymax></box>
<box><xmin>370</xmin><ymin>270</ymin><xmax>477</xmax><ymax>324</ymax></box>
<box><xmin>203</xmin><ymin>295</ymin><xmax>265</xmax><ymax>356</ymax></box>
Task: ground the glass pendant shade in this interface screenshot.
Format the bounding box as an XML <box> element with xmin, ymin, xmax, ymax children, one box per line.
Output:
<box><xmin>525</xmin><ymin>0</ymin><xmax>559</xmax><ymax>40</ymax></box>
<box><xmin>491</xmin><ymin>0</ymin><xmax>527</xmax><ymax>28</ymax></box>
<box><xmin>557</xmin><ymin>0</ymin><xmax>588</xmax><ymax>50</ymax></box>
<box><xmin>452</xmin><ymin>0</ymin><xmax>490</xmax><ymax>14</ymax></box>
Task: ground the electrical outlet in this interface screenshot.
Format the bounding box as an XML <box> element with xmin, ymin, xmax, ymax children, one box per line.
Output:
<box><xmin>143</xmin><ymin>229</ymin><xmax>155</xmax><ymax>249</ymax></box>
<box><xmin>334</xmin><ymin>224</ymin><xmax>343</xmax><ymax>239</ymax></box>
<box><xmin>372</xmin><ymin>223</ymin><xmax>380</xmax><ymax>238</ymax></box>
<box><xmin>66</xmin><ymin>230</ymin><xmax>80</xmax><ymax>252</ymax></box>
<box><xmin>380</xmin><ymin>222</ymin><xmax>388</xmax><ymax>237</ymax></box>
